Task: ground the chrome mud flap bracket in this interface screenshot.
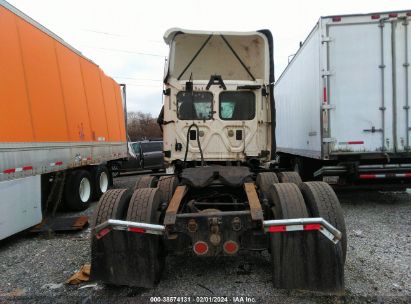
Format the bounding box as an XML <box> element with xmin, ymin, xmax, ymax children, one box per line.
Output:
<box><xmin>263</xmin><ymin>217</ymin><xmax>342</xmax><ymax>244</ymax></box>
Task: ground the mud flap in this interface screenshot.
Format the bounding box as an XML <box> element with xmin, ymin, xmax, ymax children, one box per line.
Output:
<box><xmin>91</xmin><ymin>230</ymin><xmax>163</xmax><ymax>288</ymax></box>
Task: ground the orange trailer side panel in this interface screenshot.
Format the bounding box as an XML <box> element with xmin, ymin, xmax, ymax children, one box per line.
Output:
<box><xmin>101</xmin><ymin>71</ymin><xmax>121</xmax><ymax>141</ymax></box>
<box><xmin>80</xmin><ymin>59</ymin><xmax>110</xmax><ymax>142</ymax></box>
<box><xmin>17</xmin><ymin>17</ymin><xmax>69</xmax><ymax>142</ymax></box>
<box><xmin>0</xmin><ymin>7</ymin><xmax>34</xmax><ymax>141</ymax></box>
<box><xmin>0</xmin><ymin>4</ymin><xmax>125</xmax><ymax>143</ymax></box>
<box><xmin>55</xmin><ymin>43</ymin><xmax>92</xmax><ymax>142</ymax></box>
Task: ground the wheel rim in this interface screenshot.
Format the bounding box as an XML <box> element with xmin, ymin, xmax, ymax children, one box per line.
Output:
<box><xmin>99</xmin><ymin>171</ymin><xmax>109</xmax><ymax>193</ymax></box>
<box><xmin>79</xmin><ymin>177</ymin><xmax>91</xmax><ymax>203</ymax></box>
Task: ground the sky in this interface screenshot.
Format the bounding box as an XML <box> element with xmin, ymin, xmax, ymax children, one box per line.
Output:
<box><xmin>6</xmin><ymin>0</ymin><xmax>411</xmax><ymax>116</ymax></box>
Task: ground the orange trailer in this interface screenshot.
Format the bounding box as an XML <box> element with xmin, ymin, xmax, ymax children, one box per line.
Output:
<box><xmin>0</xmin><ymin>0</ymin><xmax>128</xmax><ymax>239</ymax></box>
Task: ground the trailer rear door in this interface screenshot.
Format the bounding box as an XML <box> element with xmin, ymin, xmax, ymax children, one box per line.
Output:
<box><xmin>393</xmin><ymin>18</ymin><xmax>411</xmax><ymax>152</ymax></box>
<box><xmin>327</xmin><ymin>15</ymin><xmax>410</xmax><ymax>154</ymax></box>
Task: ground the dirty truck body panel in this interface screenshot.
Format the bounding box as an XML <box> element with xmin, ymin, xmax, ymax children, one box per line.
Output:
<box><xmin>162</xmin><ymin>29</ymin><xmax>273</xmax><ymax>165</ymax></box>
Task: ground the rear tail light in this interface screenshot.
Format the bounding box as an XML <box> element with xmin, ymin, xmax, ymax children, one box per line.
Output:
<box><xmin>389</xmin><ymin>13</ymin><xmax>398</xmax><ymax>18</ymax></box>
<box><xmin>332</xmin><ymin>16</ymin><xmax>342</xmax><ymax>22</ymax></box>
<box><xmin>371</xmin><ymin>14</ymin><xmax>380</xmax><ymax>20</ymax></box>
<box><xmin>193</xmin><ymin>241</ymin><xmax>208</xmax><ymax>255</ymax></box>
<box><xmin>223</xmin><ymin>241</ymin><xmax>239</xmax><ymax>255</ymax></box>
<box><xmin>407</xmin><ymin>12</ymin><xmax>411</xmax><ymax>16</ymax></box>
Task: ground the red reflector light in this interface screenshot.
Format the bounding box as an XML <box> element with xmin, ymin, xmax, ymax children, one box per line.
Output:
<box><xmin>128</xmin><ymin>227</ymin><xmax>146</xmax><ymax>234</ymax></box>
<box><xmin>3</xmin><ymin>168</ymin><xmax>15</xmax><ymax>174</ymax></box>
<box><xmin>304</xmin><ymin>224</ymin><xmax>321</xmax><ymax>231</ymax></box>
<box><xmin>323</xmin><ymin>87</ymin><xmax>327</xmax><ymax>103</ymax></box>
<box><xmin>371</xmin><ymin>14</ymin><xmax>380</xmax><ymax>20</ymax></box>
<box><xmin>389</xmin><ymin>13</ymin><xmax>398</xmax><ymax>18</ymax></box>
<box><xmin>55</xmin><ymin>161</ymin><xmax>63</xmax><ymax>166</ymax></box>
<box><xmin>268</xmin><ymin>225</ymin><xmax>286</xmax><ymax>233</ymax></box>
<box><xmin>223</xmin><ymin>241</ymin><xmax>239</xmax><ymax>254</ymax></box>
<box><xmin>348</xmin><ymin>141</ymin><xmax>364</xmax><ymax>145</ymax></box>
<box><xmin>96</xmin><ymin>227</ymin><xmax>111</xmax><ymax>239</ymax></box>
<box><xmin>332</xmin><ymin>16</ymin><xmax>341</xmax><ymax>22</ymax></box>
<box><xmin>193</xmin><ymin>241</ymin><xmax>208</xmax><ymax>255</ymax></box>
<box><xmin>23</xmin><ymin>166</ymin><xmax>33</xmax><ymax>171</ymax></box>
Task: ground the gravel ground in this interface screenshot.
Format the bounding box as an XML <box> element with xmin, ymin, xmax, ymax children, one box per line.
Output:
<box><xmin>0</xmin><ymin>174</ymin><xmax>410</xmax><ymax>303</ymax></box>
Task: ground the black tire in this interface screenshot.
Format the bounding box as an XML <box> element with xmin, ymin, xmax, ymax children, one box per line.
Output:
<box><xmin>267</xmin><ymin>183</ymin><xmax>316</xmax><ymax>290</ymax></box>
<box><xmin>299</xmin><ymin>182</ymin><xmax>345</xmax><ymax>292</ymax></box>
<box><xmin>256</xmin><ymin>172</ymin><xmax>279</xmax><ymax>200</ymax></box>
<box><xmin>277</xmin><ymin>171</ymin><xmax>303</xmax><ymax>186</ymax></box>
<box><xmin>90</xmin><ymin>189</ymin><xmax>132</xmax><ymax>284</ymax></box>
<box><xmin>300</xmin><ymin>182</ymin><xmax>347</xmax><ymax>263</ymax></box>
<box><xmin>91</xmin><ymin>165</ymin><xmax>111</xmax><ymax>201</ymax></box>
<box><xmin>110</xmin><ymin>162</ymin><xmax>121</xmax><ymax>178</ymax></box>
<box><xmin>64</xmin><ymin>170</ymin><xmax>93</xmax><ymax>211</ymax></box>
<box><xmin>134</xmin><ymin>175</ymin><xmax>158</xmax><ymax>190</ymax></box>
<box><xmin>126</xmin><ymin>188</ymin><xmax>165</xmax><ymax>287</ymax></box>
<box><xmin>90</xmin><ymin>189</ymin><xmax>132</xmax><ymax>228</ymax></box>
<box><xmin>157</xmin><ymin>176</ymin><xmax>178</xmax><ymax>204</ymax></box>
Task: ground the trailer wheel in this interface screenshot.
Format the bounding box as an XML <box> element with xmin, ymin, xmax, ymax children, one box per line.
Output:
<box><xmin>256</xmin><ymin>172</ymin><xmax>279</xmax><ymax>200</ymax></box>
<box><xmin>126</xmin><ymin>188</ymin><xmax>165</xmax><ymax>287</ymax></box>
<box><xmin>157</xmin><ymin>176</ymin><xmax>178</xmax><ymax>204</ymax></box>
<box><xmin>267</xmin><ymin>183</ymin><xmax>316</xmax><ymax>290</ymax></box>
<box><xmin>277</xmin><ymin>171</ymin><xmax>303</xmax><ymax>186</ymax></box>
<box><xmin>64</xmin><ymin>170</ymin><xmax>93</xmax><ymax>211</ymax></box>
<box><xmin>91</xmin><ymin>165</ymin><xmax>111</xmax><ymax>201</ymax></box>
<box><xmin>300</xmin><ymin>182</ymin><xmax>347</xmax><ymax>262</ymax></box>
<box><xmin>90</xmin><ymin>189</ymin><xmax>132</xmax><ymax>228</ymax></box>
<box><xmin>134</xmin><ymin>175</ymin><xmax>158</xmax><ymax>190</ymax></box>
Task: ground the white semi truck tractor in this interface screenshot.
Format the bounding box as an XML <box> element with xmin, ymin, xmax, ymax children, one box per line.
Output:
<box><xmin>90</xmin><ymin>29</ymin><xmax>347</xmax><ymax>293</ymax></box>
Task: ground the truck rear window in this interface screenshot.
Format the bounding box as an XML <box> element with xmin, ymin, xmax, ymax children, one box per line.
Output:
<box><xmin>219</xmin><ymin>91</ymin><xmax>255</xmax><ymax>120</ymax></box>
<box><xmin>177</xmin><ymin>92</ymin><xmax>213</xmax><ymax>120</ymax></box>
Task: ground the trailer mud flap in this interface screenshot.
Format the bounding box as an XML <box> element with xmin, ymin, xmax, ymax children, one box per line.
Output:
<box><xmin>91</xmin><ymin>230</ymin><xmax>163</xmax><ymax>288</ymax></box>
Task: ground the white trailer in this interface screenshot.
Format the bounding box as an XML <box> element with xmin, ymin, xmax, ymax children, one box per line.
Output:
<box><xmin>275</xmin><ymin>11</ymin><xmax>411</xmax><ymax>187</ymax></box>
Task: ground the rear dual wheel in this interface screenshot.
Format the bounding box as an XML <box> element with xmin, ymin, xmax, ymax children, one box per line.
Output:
<box><xmin>276</xmin><ymin>171</ymin><xmax>303</xmax><ymax>186</ymax></box>
<box><xmin>90</xmin><ymin>187</ymin><xmax>165</xmax><ymax>287</ymax></box>
<box><xmin>157</xmin><ymin>176</ymin><xmax>178</xmax><ymax>203</ymax></box>
<box><xmin>266</xmin><ymin>182</ymin><xmax>345</xmax><ymax>293</ymax></box>
<box><xmin>134</xmin><ymin>175</ymin><xmax>158</xmax><ymax>190</ymax></box>
<box><xmin>300</xmin><ymin>182</ymin><xmax>347</xmax><ymax>263</ymax></box>
<box><xmin>126</xmin><ymin>188</ymin><xmax>165</xmax><ymax>287</ymax></box>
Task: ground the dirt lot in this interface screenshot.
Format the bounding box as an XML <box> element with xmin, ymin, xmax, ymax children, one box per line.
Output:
<box><xmin>0</xmin><ymin>174</ymin><xmax>410</xmax><ymax>303</ymax></box>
